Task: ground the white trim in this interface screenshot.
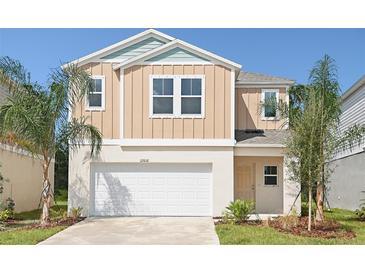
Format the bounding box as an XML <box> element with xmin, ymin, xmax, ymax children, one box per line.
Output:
<box><xmin>236</xmin><ymin>83</ymin><xmax>293</xmax><ymax>88</ymax></box>
<box><xmin>120</xmin><ymin>139</ymin><xmax>235</xmax><ymax>147</ymax></box>
<box><xmin>284</xmin><ymin>86</ymin><xmax>290</xmax><ymax>129</ymax></box>
<box><xmin>120</xmin><ymin>69</ymin><xmax>124</xmax><ymax>140</ymax></box>
<box><xmin>236</xmin><ymin>82</ymin><xmax>294</xmax><ymax>86</ymax></box>
<box><xmin>85</xmin><ymin>75</ymin><xmax>105</xmax><ymax>111</ymax></box>
<box><xmin>342</xmin><ymin>74</ymin><xmax>365</xmax><ymax>101</ymax></box>
<box><xmin>261</xmin><ymin>88</ymin><xmax>279</xmax><ymax>121</ymax></box>
<box><xmin>231</xmin><ymin>69</ymin><xmax>235</xmax><ymax>141</ymax></box>
<box><xmin>263</xmin><ymin>165</ymin><xmax>279</xmax><ymax>187</ymax></box>
<box><xmin>113</xmin><ymin>39</ymin><xmax>241</xmax><ymax>71</ymax></box>
<box><xmin>149</xmin><ymin>75</ymin><xmax>205</xmax><ymax>118</ymax></box>
<box><xmin>235</xmin><ymin>143</ymin><xmax>285</xmax><ymax>148</ymax></box>
<box><xmin>80</xmin><ymin>138</ymin><xmax>235</xmax><ymax>146</ymax></box>
<box><xmin>62</xmin><ymin>29</ymin><xmax>175</xmax><ymax>68</ymax></box>
<box><xmin>234</xmin><ymin>146</ymin><xmax>285</xmax><ymax>157</ymax></box>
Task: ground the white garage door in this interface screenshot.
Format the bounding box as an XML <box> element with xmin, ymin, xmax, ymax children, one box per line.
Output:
<box><xmin>91</xmin><ymin>163</ymin><xmax>212</xmax><ymax>216</ymax></box>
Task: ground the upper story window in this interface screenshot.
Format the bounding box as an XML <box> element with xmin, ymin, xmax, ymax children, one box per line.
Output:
<box><xmin>264</xmin><ymin>165</ymin><xmax>278</xmax><ymax>186</ymax></box>
<box><xmin>261</xmin><ymin>89</ymin><xmax>279</xmax><ymax>119</ymax></box>
<box><xmin>150</xmin><ymin>75</ymin><xmax>205</xmax><ymax>118</ymax></box>
<box><xmin>152</xmin><ymin>78</ymin><xmax>174</xmax><ymax>114</ymax></box>
<box><xmin>181</xmin><ymin>78</ymin><xmax>202</xmax><ymax>115</ymax></box>
<box><xmin>86</xmin><ymin>76</ymin><xmax>105</xmax><ymax>111</ymax></box>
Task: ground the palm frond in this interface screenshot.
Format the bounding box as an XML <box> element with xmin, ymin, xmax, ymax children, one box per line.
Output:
<box><xmin>59</xmin><ymin>117</ymin><xmax>102</xmax><ymax>157</ymax></box>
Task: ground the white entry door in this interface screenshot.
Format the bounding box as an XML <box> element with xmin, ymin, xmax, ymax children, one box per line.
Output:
<box><xmin>90</xmin><ymin>163</ymin><xmax>212</xmax><ymax>216</ymax></box>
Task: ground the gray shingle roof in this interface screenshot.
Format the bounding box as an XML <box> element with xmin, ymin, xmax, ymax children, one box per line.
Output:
<box><xmin>235</xmin><ymin>129</ymin><xmax>288</xmax><ymax>145</ymax></box>
<box><xmin>237</xmin><ymin>71</ymin><xmax>294</xmax><ymax>85</ymax></box>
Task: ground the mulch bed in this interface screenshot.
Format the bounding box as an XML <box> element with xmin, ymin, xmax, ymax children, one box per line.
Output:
<box><xmin>269</xmin><ymin>217</ymin><xmax>356</xmax><ymax>239</ymax></box>
<box><xmin>2</xmin><ymin>217</ymin><xmax>85</xmax><ymax>231</ymax></box>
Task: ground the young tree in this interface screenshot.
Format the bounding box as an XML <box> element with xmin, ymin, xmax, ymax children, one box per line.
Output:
<box><xmin>0</xmin><ymin>56</ymin><xmax>102</xmax><ymax>226</ymax></box>
<box><xmin>262</xmin><ymin>55</ymin><xmax>365</xmax><ymax>230</ymax></box>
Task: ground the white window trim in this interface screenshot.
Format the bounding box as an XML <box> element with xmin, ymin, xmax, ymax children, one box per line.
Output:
<box><xmin>149</xmin><ymin>75</ymin><xmax>205</xmax><ymax>118</ymax></box>
<box><xmin>86</xmin><ymin>75</ymin><xmax>105</xmax><ymax>111</ymax></box>
<box><xmin>263</xmin><ymin>165</ymin><xmax>278</xmax><ymax>187</ymax></box>
<box><xmin>261</xmin><ymin>89</ymin><xmax>279</xmax><ymax>121</ymax></box>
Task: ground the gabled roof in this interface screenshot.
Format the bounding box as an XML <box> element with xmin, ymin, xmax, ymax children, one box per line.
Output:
<box><xmin>342</xmin><ymin>74</ymin><xmax>365</xmax><ymax>101</ymax></box>
<box><xmin>112</xmin><ymin>39</ymin><xmax>242</xmax><ymax>71</ymax></box>
<box><xmin>236</xmin><ymin>71</ymin><xmax>294</xmax><ymax>85</ymax></box>
<box><xmin>62</xmin><ymin>29</ymin><xmax>175</xmax><ymax>68</ymax></box>
<box><xmin>62</xmin><ymin>29</ymin><xmax>242</xmax><ymax>72</ymax></box>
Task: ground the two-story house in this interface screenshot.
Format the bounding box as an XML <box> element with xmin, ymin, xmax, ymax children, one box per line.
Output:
<box><xmin>67</xmin><ymin>29</ymin><xmax>300</xmax><ymax>217</ymax></box>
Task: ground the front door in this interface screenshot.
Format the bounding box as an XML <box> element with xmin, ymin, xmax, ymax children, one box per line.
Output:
<box><xmin>234</xmin><ymin>162</ymin><xmax>255</xmax><ymax>202</ymax></box>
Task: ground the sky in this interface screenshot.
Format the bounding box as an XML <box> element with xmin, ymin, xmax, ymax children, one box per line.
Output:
<box><xmin>0</xmin><ymin>28</ymin><xmax>364</xmax><ymax>92</ymax></box>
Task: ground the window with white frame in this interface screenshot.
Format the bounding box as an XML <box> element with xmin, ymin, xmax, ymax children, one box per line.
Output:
<box><xmin>152</xmin><ymin>78</ymin><xmax>174</xmax><ymax>114</ymax></box>
<box><xmin>264</xmin><ymin>166</ymin><xmax>278</xmax><ymax>186</ymax></box>
<box><xmin>87</xmin><ymin>76</ymin><xmax>105</xmax><ymax>110</ymax></box>
<box><xmin>181</xmin><ymin>78</ymin><xmax>202</xmax><ymax>115</ymax></box>
<box><xmin>262</xmin><ymin>89</ymin><xmax>278</xmax><ymax>118</ymax></box>
<box><xmin>150</xmin><ymin>75</ymin><xmax>204</xmax><ymax>117</ymax></box>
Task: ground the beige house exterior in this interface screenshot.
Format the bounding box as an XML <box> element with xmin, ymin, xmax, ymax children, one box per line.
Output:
<box><xmin>0</xmin><ymin>86</ymin><xmax>54</xmax><ymax>212</ymax></box>
<box><xmin>67</xmin><ymin>29</ymin><xmax>300</xmax><ymax>217</ymax></box>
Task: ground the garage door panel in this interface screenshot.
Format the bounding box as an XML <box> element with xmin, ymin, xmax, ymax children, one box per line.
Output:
<box><xmin>91</xmin><ymin>163</ymin><xmax>212</xmax><ymax>216</ymax></box>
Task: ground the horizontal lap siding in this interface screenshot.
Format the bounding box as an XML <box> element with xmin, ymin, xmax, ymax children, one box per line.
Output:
<box><xmin>235</xmin><ymin>87</ymin><xmax>286</xmax><ymax>130</ymax></box>
<box><xmin>124</xmin><ymin>64</ymin><xmax>232</xmax><ymax>139</ymax></box>
<box><xmin>72</xmin><ymin>62</ymin><xmax>120</xmax><ymax>139</ymax></box>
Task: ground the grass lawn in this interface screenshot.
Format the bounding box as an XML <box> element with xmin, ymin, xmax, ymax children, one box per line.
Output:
<box><xmin>216</xmin><ymin>208</ymin><xmax>365</xmax><ymax>244</ymax></box>
<box><xmin>0</xmin><ymin>189</ymin><xmax>69</xmax><ymax>245</ymax></box>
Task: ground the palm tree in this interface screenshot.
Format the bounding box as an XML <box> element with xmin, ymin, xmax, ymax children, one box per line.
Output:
<box><xmin>0</xmin><ymin>56</ymin><xmax>102</xmax><ymax>226</ymax></box>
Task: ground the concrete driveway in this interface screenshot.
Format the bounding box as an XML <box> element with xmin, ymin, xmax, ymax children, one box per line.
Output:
<box><xmin>39</xmin><ymin>217</ymin><xmax>219</xmax><ymax>245</ymax></box>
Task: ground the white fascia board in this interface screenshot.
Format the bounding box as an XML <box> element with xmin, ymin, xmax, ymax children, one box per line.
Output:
<box><xmin>80</xmin><ymin>138</ymin><xmax>235</xmax><ymax>147</ymax></box>
<box><xmin>342</xmin><ymin>74</ymin><xmax>365</xmax><ymax>101</ymax></box>
<box><xmin>236</xmin><ymin>82</ymin><xmax>294</xmax><ymax>87</ymax></box>
<box><xmin>113</xmin><ymin>39</ymin><xmax>242</xmax><ymax>71</ymax></box>
<box><xmin>61</xmin><ymin>29</ymin><xmax>175</xmax><ymax>69</ymax></box>
<box><xmin>119</xmin><ymin>139</ymin><xmax>236</xmax><ymax>147</ymax></box>
<box><xmin>235</xmin><ymin>143</ymin><xmax>286</xmax><ymax>148</ymax></box>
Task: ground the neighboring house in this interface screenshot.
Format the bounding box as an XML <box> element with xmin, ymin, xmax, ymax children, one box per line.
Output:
<box><xmin>327</xmin><ymin>75</ymin><xmax>365</xmax><ymax>211</ymax></box>
<box><xmin>0</xmin><ymin>84</ymin><xmax>55</xmax><ymax>212</ymax></box>
<box><xmin>67</xmin><ymin>29</ymin><xmax>301</xmax><ymax>217</ymax></box>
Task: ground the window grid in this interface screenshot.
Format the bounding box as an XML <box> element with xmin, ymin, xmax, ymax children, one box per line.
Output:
<box><xmin>86</xmin><ymin>76</ymin><xmax>105</xmax><ymax>111</ymax></box>
<box><xmin>150</xmin><ymin>75</ymin><xmax>205</xmax><ymax>118</ymax></box>
<box><xmin>264</xmin><ymin>165</ymin><xmax>278</xmax><ymax>186</ymax></box>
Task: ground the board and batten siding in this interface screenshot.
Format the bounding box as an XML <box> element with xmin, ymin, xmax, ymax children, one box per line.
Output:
<box><xmin>235</xmin><ymin>87</ymin><xmax>287</xmax><ymax>130</ymax></box>
<box><xmin>123</xmin><ymin>64</ymin><xmax>232</xmax><ymax>139</ymax></box>
<box><xmin>72</xmin><ymin>62</ymin><xmax>120</xmax><ymax>139</ymax></box>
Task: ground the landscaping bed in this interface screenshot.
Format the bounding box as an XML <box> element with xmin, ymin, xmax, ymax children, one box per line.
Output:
<box><xmin>215</xmin><ymin>209</ymin><xmax>365</xmax><ymax>244</ymax></box>
<box><xmin>269</xmin><ymin>216</ymin><xmax>355</xmax><ymax>239</ymax></box>
<box><xmin>0</xmin><ymin>190</ymin><xmax>82</xmax><ymax>244</ymax></box>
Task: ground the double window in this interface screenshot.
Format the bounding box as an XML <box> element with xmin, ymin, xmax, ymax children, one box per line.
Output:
<box><xmin>151</xmin><ymin>75</ymin><xmax>204</xmax><ymax>117</ymax></box>
<box><xmin>261</xmin><ymin>89</ymin><xmax>279</xmax><ymax>119</ymax></box>
<box><xmin>264</xmin><ymin>166</ymin><xmax>278</xmax><ymax>186</ymax></box>
<box><xmin>86</xmin><ymin>76</ymin><xmax>105</xmax><ymax>110</ymax></box>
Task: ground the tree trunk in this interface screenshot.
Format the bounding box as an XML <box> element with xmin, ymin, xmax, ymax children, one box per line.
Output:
<box><xmin>315</xmin><ymin>182</ymin><xmax>324</xmax><ymax>223</ymax></box>
<box><xmin>308</xmin><ymin>184</ymin><xmax>312</xmax><ymax>232</ymax></box>
<box><xmin>40</xmin><ymin>161</ymin><xmax>52</xmax><ymax>226</ymax></box>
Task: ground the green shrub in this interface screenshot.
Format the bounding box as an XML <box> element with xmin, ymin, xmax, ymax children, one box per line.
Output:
<box><xmin>70</xmin><ymin>207</ymin><xmax>83</xmax><ymax>219</ymax></box>
<box><xmin>223</xmin><ymin>199</ymin><xmax>254</xmax><ymax>224</ymax></box>
<box><xmin>355</xmin><ymin>207</ymin><xmax>365</xmax><ymax>221</ymax></box>
<box><xmin>0</xmin><ymin>209</ymin><xmax>12</xmax><ymax>222</ymax></box>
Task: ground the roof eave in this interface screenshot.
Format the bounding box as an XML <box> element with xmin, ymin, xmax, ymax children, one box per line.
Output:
<box><xmin>61</xmin><ymin>29</ymin><xmax>175</xmax><ymax>69</ymax></box>
<box><xmin>342</xmin><ymin>75</ymin><xmax>365</xmax><ymax>101</ymax></box>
